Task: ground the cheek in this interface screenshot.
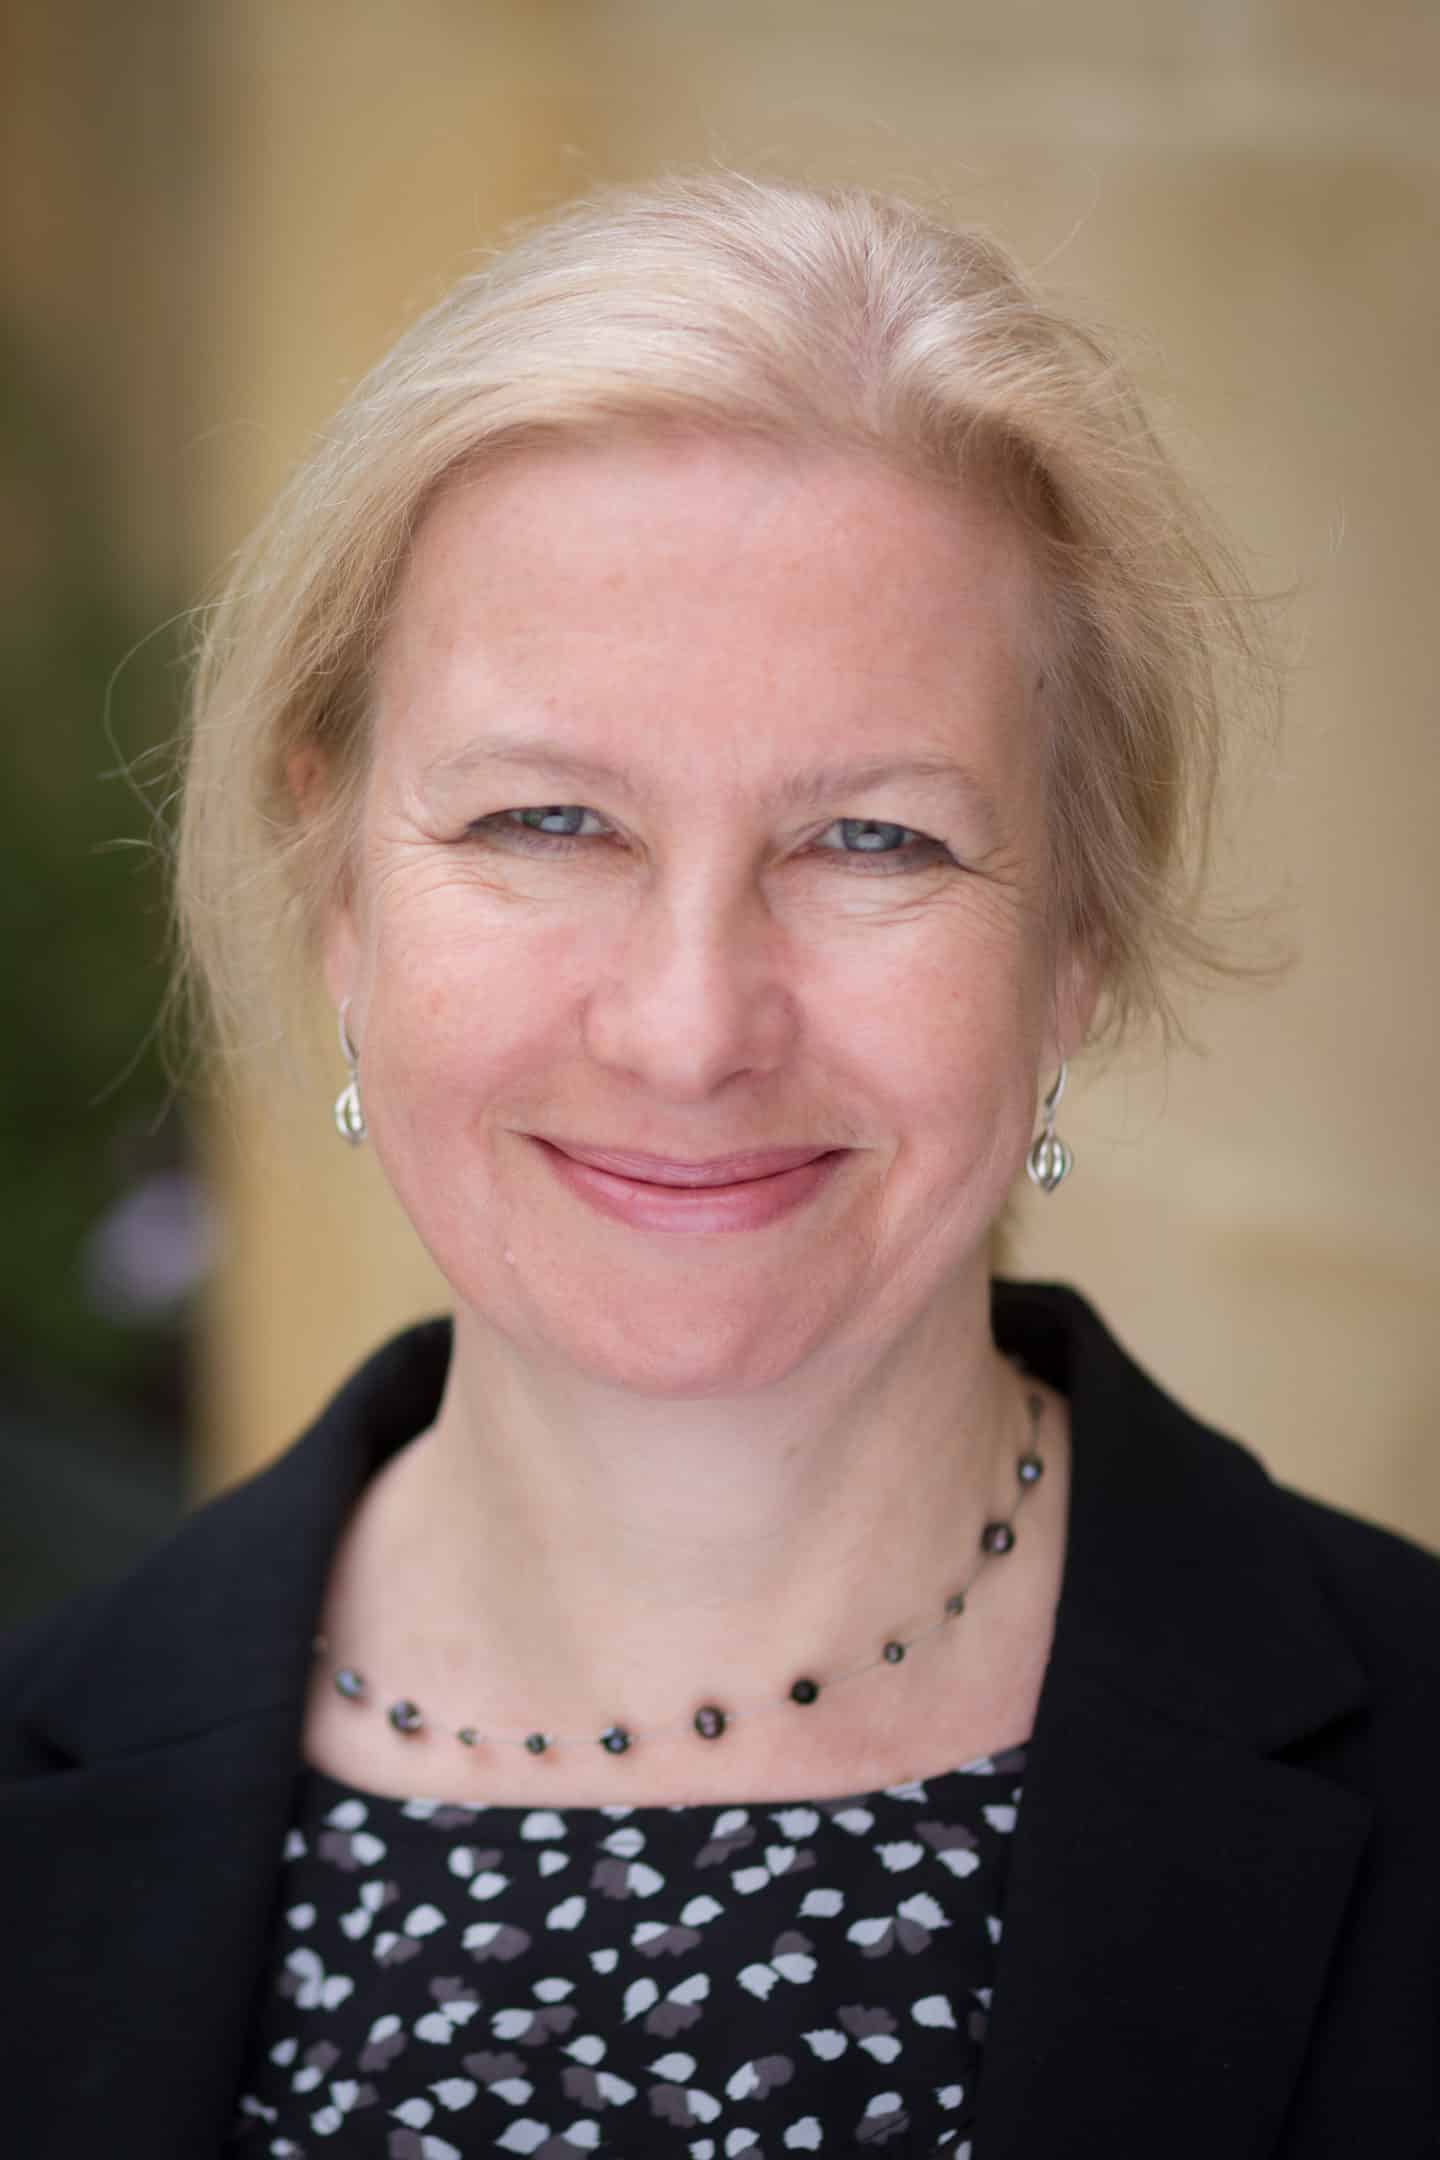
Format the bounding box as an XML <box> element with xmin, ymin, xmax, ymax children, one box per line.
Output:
<box><xmin>833</xmin><ymin>951</ymin><xmax>1050</xmax><ymax>1300</ymax></box>
<box><xmin>356</xmin><ymin>876</ymin><xmax>579</xmax><ymax>1108</ymax></box>
<box><xmin>812</xmin><ymin>903</ymin><xmax>1048</xmax><ymax>1104</ymax></box>
<box><xmin>885</xmin><ymin>1006</ymin><xmax>1039</xmax><ymax>1184</ymax></box>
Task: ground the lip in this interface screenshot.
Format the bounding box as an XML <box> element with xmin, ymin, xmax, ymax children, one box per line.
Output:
<box><xmin>540</xmin><ymin>1141</ymin><xmax>832</xmax><ymax>1188</ymax></box>
<box><xmin>532</xmin><ymin>1137</ymin><xmax>844</xmax><ymax>1233</ymax></box>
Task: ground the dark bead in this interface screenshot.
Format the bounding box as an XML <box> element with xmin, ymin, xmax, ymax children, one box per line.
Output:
<box><xmin>694</xmin><ymin>1705</ymin><xmax>728</xmax><ymax>1740</ymax></box>
<box><xmin>387</xmin><ymin>1699</ymin><xmax>423</xmax><ymax>1734</ymax></box>
<box><xmin>600</xmin><ymin>1725</ymin><xmax>632</xmax><ymax>1754</ymax></box>
<box><xmin>457</xmin><ymin>1727</ymin><xmax>480</xmax><ymax>1748</ymax></box>
<box><xmin>1027</xmin><ymin>1390</ymin><xmax>1044</xmax><ymax>1422</ymax></box>
<box><xmin>790</xmin><ymin>1677</ymin><xmax>820</xmax><ymax>1705</ymax></box>
<box><xmin>882</xmin><ymin>1641</ymin><xmax>906</xmax><ymax>1664</ymax></box>
<box><xmin>1017</xmin><ymin>1451</ymin><xmax>1044</xmax><ymax>1486</ymax></box>
<box><xmin>524</xmin><ymin>1732</ymin><xmax>549</xmax><ymax>1755</ymax></box>
<box><xmin>981</xmin><ymin>1521</ymin><xmax>1016</xmax><ymax>1555</ymax></box>
<box><xmin>334</xmin><ymin>1667</ymin><xmax>366</xmax><ymax>1701</ymax></box>
<box><xmin>945</xmin><ymin>1590</ymin><xmax>966</xmax><ymax>1617</ymax></box>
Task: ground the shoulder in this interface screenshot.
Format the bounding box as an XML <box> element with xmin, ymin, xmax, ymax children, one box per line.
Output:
<box><xmin>1002</xmin><ymin>1277</ymin><xmax>1440</xmax><ymax>1758</ymax></box>
<box><xmin>1004</xmin><ymin>1274</ymin><xmax>1440</xmax><ymax>1615</ymax></box>
<box><xmin>0</xmin><ymin>1319</ymin><xmax>455</xmax><ymax>1784</ymax></box>
<box><xmin>0</xmin><ymin>1587</ymin><xmax>110</xmax><ymax>1774</ymax></box>
<box><xmin>1275</xmin><ymin>1486</ymin><xmax>1440</xmax><ymax>1702</ymax></box>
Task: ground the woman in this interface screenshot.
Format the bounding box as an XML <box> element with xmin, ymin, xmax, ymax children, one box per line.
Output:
<box><xmin>4</xmin><ymin>175</ymin><xmax>1437</xmax><ymax>2159</ymax></box>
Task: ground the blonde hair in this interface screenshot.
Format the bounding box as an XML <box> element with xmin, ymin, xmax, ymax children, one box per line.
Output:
<box><xmin>176</xmin><ymin>170</ymin><xmax>1275</xmax><ymax>1069</ymax></box>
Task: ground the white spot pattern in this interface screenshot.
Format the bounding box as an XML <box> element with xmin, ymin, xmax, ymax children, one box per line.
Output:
<box><xmin>230</xmin><ymin>1747</ymin><xmax>1025</xmax><ymax>2155</ymax></box>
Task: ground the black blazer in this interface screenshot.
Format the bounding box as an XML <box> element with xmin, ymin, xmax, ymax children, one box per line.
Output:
<box><xmin>4</xmin><ymin>1280</ymin><xmax>1438</xmax><ymax>2157</ymax></box>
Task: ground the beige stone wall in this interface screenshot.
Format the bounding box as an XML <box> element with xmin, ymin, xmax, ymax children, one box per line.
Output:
<box><xmin>2</xmin><ymin>0</ymin><xmax>213</xmax><ymax>603</ymax></box>
<box><xmin>193</xmin><ymin>1</ymin><xmax>1439</xmax><ymax>1547</ymax></box>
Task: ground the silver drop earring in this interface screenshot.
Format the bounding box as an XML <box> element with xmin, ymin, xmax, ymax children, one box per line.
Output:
<box><xmin>1026</xmin><ymin>1061</ymin><xmax>1072</xmax><ymax>1193</ymax></box>
<box><xmin>333</xmin><ymin>999</ymin><xmax>367</xmax><ymax>1146</ymax></box>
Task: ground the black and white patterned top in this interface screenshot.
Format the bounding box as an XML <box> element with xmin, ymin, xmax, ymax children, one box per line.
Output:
<box><xmin>228</xmin><ymin>1747</ymin><xmax>1024</xmax><ymax>2158</ymax></box>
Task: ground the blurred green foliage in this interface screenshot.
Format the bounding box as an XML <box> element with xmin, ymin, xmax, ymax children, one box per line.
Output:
<box><xmin>1</xmin><ymin>320</ymin><xmax>190</xmax><ymax>1404</ymax></box>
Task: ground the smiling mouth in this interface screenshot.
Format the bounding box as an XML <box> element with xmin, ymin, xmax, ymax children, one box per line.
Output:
<box><xmin>536</xmin><ymin>1140</ymin><xmax>837</xmax><ymax>1188</ymax></box>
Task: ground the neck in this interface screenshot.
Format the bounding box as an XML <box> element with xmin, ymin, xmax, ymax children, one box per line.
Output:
<box><xmin>331</xmin><ymin>1274</ymin><xmax>1035</xmax><ymax>1747</ymax></box>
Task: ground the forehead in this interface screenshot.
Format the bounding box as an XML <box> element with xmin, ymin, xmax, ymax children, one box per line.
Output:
<box><xmin>373</xmin><ymin>431</ymin><xmax>1045</xmax><ymax>794</ymax></box>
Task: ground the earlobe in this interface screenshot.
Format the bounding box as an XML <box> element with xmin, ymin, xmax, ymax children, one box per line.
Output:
<box><xmin>1049</xmin><ymin>937</ymin><xmax>1105</xmax><ymax>1067</ymax></box>
<box><xmin>290</xmin><ymin>746</ymin><xmax>362</xmax><ymax>1014</ymax></box>
<box><xmin>290</xmin><ymin>743</ymin><xmax>358</xmax><ymax>1013</ymax></box>
<box><xmin>321</xmin><ymin>902</ymin><xmax>360</xmax><ymax>1015</ymax></box>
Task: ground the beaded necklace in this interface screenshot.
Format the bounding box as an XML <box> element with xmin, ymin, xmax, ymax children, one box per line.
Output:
<box><xmin>311</xmin><ymin>1372</ymin><xmax>1045</xmax><ymax>1763</ymax></box>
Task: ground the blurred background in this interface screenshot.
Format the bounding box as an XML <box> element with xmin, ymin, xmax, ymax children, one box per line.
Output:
<box><xmin>3</xmin><ymin>0</ymin><xmax>1437</xmax><ymax>1627</ymax></box>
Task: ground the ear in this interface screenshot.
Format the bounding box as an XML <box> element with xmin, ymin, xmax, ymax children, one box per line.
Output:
<box><xmin>286</xmin><ymin>745</ymin><xmax>329</xmax><ymax>822</ymax></box>
<box><xmin>1047</xmin><ymin>935</ymin><xmax>1106</xmax><ymax>1069</ymax></box>
<box><xmin>321</xmin><ymin>894</ymin><xmax>361</xmax><ymax>1018</ymax></box>
<box><xmin>286</xmin><ymin>745</ymin><xmax>362</xmax><ymax>1020</ymax></box>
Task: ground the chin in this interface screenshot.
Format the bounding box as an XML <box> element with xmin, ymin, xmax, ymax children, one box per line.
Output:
<box><xmin>481</xmin><ymin>1267</ymin><xmax>847</xmax><ymax>1399</ymax></box>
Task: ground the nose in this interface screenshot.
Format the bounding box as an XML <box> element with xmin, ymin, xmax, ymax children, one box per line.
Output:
<box><xmin>581</xmin><ymin>869</ymin><xmax>799</xmax><ymax>1101</ymax></box>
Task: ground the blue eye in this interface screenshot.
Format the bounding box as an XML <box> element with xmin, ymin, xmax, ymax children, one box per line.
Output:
<box><xmin>467</xmin><ymin>806</ymin><xmax>606</xmax><ymax>848</ymax></box>
<box><xmin>834</xmin><ymin>819</ymin><xmax>909</xmax><ymax>853</ymax></box>
<box><xmin>466</xmin><ymin>806</ymin><xmax>954</xmax><ymax>874</ymax></box>
<box><xmin>515</xmin><ymin>805</ymin><xmax>590</xmax><ymax>835</ymax></box>
<box><xmin>815</xmin><ymin>819</ymin><xmax>951</xmax><ymax>870</ymax></box>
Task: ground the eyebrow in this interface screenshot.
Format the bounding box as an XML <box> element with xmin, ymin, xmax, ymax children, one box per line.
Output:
<box><xmin>423</xmin><ymin>733</ymin><xmax>1003</xmax><ymax>833</ymax></box>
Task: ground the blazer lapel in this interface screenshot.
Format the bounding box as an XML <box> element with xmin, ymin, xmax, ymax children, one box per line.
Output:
<box><xmin>4</xmin><ymin>1714</ymin><xmax>306</xmax><ymax>2152</ymax></box>
<box><xmin>974</xmin><ymin>1654</ymin><xmax>1371</xmax><ymax>2156</ymax></box>
<box><xmin>979</xmin><ymin>1283</ymin><xmax>1374</xmax><ymax>2158</ymax></box>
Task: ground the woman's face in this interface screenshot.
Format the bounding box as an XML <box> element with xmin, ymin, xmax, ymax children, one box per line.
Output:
<box><xmin>327</xmin><ymin>434</ymin><xmax>1095</xmax><ymax>1394</ymax></box>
